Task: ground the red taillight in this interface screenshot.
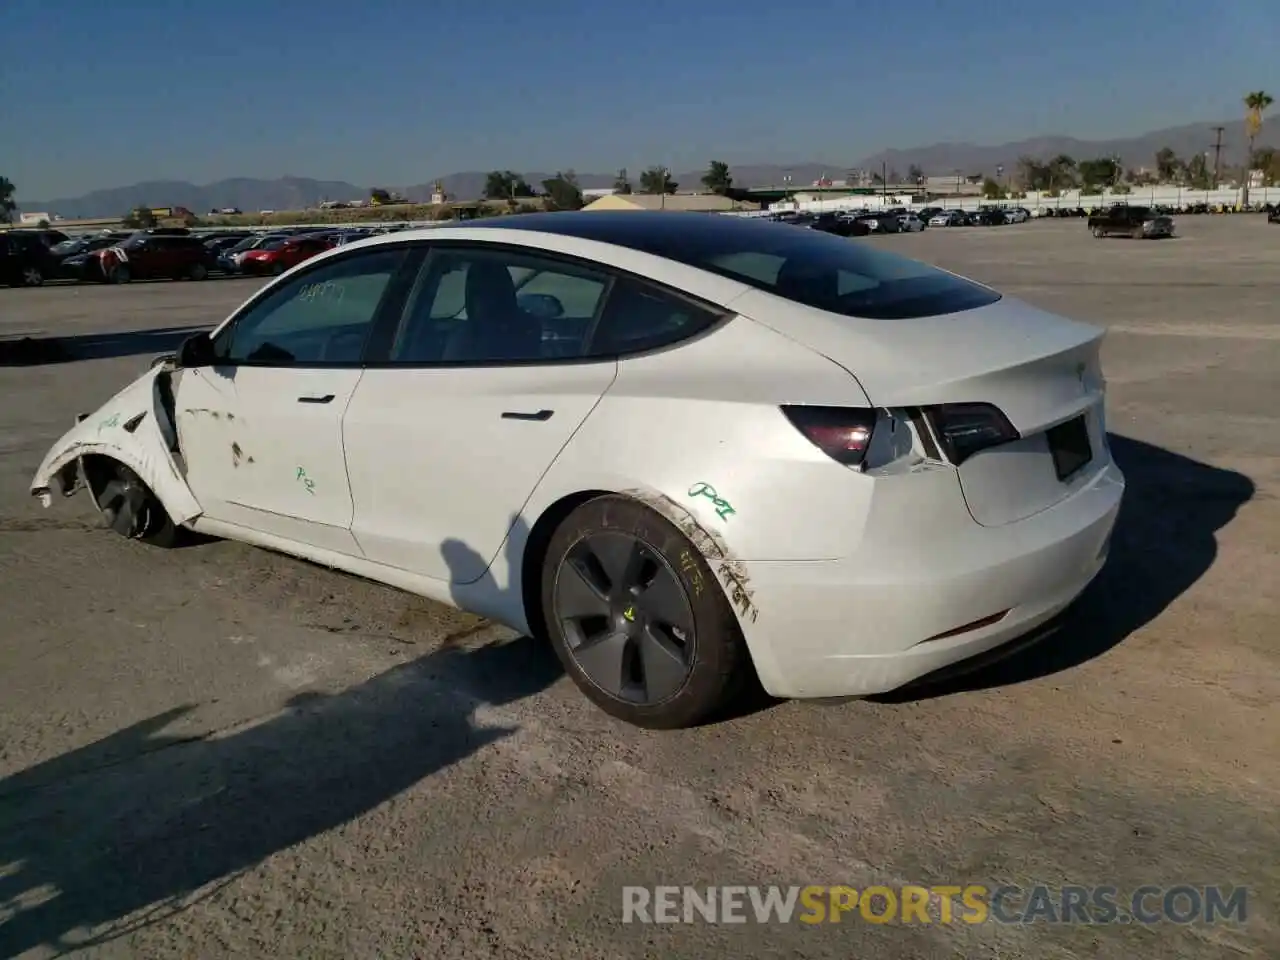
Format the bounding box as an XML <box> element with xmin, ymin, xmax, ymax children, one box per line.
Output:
<box><xmin>924</xmin><ymin>403</ymin><xmax>1018</xmax><ymax>465</ymax></box>
<box><xmin>780</xmin><ymin>406</ymin><xmax>878</xmax><ymax>467</ymax></box>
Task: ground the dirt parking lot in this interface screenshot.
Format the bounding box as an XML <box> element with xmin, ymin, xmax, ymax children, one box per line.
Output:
<box><xmin>1</xmin><ymin>218</ymin><xmax>1277</xmax><ymax>959</ymax></box>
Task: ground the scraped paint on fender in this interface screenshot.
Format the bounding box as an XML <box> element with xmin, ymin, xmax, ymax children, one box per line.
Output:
<box><xmin>30</xmin><ymin>365</ymin><xmax>203</xmax><ymax>525</ymax></box>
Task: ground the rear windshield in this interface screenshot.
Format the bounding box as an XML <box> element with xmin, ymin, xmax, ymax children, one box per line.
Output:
<box><xmin>659</xmin><ymin>221</ymin><xmax>1000</xmax><ymax>319</ymax></box>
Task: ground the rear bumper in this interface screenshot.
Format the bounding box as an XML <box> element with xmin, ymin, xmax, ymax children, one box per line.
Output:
<box><xmin>735</xmin><ymin>460</ymin><xmax>1125</xmax><ymax>700</ymax></box>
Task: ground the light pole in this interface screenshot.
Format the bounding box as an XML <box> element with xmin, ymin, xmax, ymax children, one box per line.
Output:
<box><xmin>660</xmin><ymin>167</ymin><xmax>669</xmax><ymax>209</ymax></box>
<box><xmin>783</xmin><ymin>173</ymin><xmax>793</xmax><ymax>208</ymax></box>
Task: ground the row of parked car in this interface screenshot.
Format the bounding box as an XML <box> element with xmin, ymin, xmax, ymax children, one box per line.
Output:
<box><xmin>0</xmin><ymin>224</ymin><xmax>398</xmax><ymax>288</ymax></box>
<box><xmin>771</xmin><ymin>205</ymin><xmax>1033</xmax><ymax>237</ymax></box>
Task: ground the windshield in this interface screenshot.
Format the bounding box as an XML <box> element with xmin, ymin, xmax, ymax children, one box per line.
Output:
<box><xmin>50</xmin><ymin>239</ymin><xmax>82</xmax><ymax>254</ymax></box>
<box><xmin>260</xmin><ymin>238</ymin><xmax>288</xmax><ymax>251</ymax></box>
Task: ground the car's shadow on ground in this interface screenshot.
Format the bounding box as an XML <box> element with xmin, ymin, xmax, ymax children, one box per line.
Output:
<box><xmin>0</xmin><ymin>524</ymin><xmax>564</xmax><ymax>958</ymax></box>
<box><xmin>0</xmin><ymin>325</ymin><xmax>209</xmax><ymax>366</ymax></box>
<box><xmin>876</xmin><ymin>433</ymin><xmax>1254</xmax><ymax>702</ymax></box>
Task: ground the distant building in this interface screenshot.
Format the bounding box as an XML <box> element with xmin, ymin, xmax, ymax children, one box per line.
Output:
<box><xmin>18</xmin><ymin>212</ymin><xmax>54</xmax><ymax>224</ymax></box>
<box><xmin>430</xmin><ymin>181</ymin><xmax>448</xmax><ymax>204</ymax></box>
<box><xmin>582</xmin><ymin>193</ymin><xmax>759</xmax><ymax>212</ymax></box>
<box><xmin>581</xmin><ymin>187</ymin><xmax>619</xmax><ymax>199</ymax></box>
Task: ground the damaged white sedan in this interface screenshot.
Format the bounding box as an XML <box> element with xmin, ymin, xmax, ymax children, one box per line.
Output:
<box><xmin>32</xmin><ymin>212</ymin><xmax>1124</xmax><ymax>729</ymax></box>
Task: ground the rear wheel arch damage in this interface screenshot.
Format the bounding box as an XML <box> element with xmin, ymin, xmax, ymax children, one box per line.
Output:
<box><xmin>519</xmin><ymin>488</ymin><xmax>764</xmax><ymax>727</ymax></box>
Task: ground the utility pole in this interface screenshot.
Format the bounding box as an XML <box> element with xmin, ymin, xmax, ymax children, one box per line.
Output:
<box><xmin>1211</xmin><ymin>126</ymin><xmax>1225</xmax><ymax>189</ymax></box>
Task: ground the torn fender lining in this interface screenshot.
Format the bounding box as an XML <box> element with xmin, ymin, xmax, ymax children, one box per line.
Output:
<box><xmin>30</xmin><ymin>368</ymin><xmax>202</xmax><ymax>524</ymax></box>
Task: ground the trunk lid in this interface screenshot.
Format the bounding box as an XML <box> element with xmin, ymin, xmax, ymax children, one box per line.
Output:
<box><xmin>735</xmin><ymin>292</ymin><xmax>1110</xmax><ymax>525</ymax></box>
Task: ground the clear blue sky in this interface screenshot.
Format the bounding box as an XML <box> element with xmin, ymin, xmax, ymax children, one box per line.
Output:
<box><xmin>4</xmin><ymin>0</ymin><xmax>1275</xmax><ymax>200</ymax></box>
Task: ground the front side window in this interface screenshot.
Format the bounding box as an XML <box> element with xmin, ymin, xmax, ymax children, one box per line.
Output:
<box><xmin>390</xmin><ymin>247</ymin><xmax>608</xmax><ymax>364</ymax></box>
<box><xmin>218</xmin><ymin>247</ymin><xmax>407</xmax><ymax>365</ymax></box>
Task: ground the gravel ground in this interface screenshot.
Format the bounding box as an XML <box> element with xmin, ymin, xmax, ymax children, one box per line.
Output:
<box><xmin>1</xmin><ymin>217</ymin><xmax>1276</xmax><ymax>959</ymax></box>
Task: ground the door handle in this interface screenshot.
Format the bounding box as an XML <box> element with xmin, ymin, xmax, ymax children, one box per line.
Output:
<box><xmin>297</xmin><ymin>394</ymin><xmax>335</xmax><ymax>404</ymax></box>
<box><xmin>501</xmin><ymin>409</ymin><xmax>554</xmax><ymax>421</ymax></box>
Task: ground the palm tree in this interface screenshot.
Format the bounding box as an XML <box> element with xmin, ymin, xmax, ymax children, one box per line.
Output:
<box><xmin>1242</xmin><ymin>90</ymin><xmax>1273</xmax><ymax>206</ymax></box>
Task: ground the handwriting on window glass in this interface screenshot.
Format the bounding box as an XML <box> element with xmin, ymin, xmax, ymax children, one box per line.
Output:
<box><xmin>298</xmin><ymin>280</ymin><xmax>346</xmax><ymax>303</ymax></box>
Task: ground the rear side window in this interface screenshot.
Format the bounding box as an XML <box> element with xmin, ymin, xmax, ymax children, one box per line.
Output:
<box><xmin>585</xmin><ymin>279</ymin><xmax>719</xmax><ymax>357</ymax></box>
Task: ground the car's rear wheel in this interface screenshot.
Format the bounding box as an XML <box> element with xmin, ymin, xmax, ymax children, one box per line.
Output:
<box><xmin>541</xmin><ymin>495</ymin><xmax>751</xmax><ymax>728</ymax></box>
<box><xmin>20</xmin><ymin>265</ymin><xmax>44</xmax><ymax>286</ymax></box>
<box><xmin>110</xmin><ymin>265</ymin><xmax>131</xmax><ymax>283</ymax></box>
<box><xmin>1130</xmin><ymin>225</ymin><xmax>1144</xmax><ymax>239</ymax></box>
<box><xmin>96</xmin><ymin>461</ymin><xmax>183</xmax><ymax>548</ymax></box>
<box><xmin>1092</xmin><ymin>226</ymin><xmax>1105</xmax><ymax>238</ymax></box>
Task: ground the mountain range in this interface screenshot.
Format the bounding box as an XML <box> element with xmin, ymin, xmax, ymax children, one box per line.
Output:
<box><xmin>21</xmin><ymin>118</ymin><xmax>1278</xmax><ymax>218</ymax></box>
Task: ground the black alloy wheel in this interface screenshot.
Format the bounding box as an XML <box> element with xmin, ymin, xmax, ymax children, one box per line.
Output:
<box><xmin>542</xmin><ymin>495</ymin><xmax>752</xmax><ymax>729</ymax></box>
<box><xmin>556</xmin><ymin>531</ymin><xmax>696</xmax><ymax>706</ymax></box>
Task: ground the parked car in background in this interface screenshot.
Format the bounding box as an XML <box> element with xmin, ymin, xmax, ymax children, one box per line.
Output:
<box><xmin>219</xmin><ymin>234</ymin><xmax>287</xmax><ymax>274</ymax></box>
<box><xmin>897</xmin><ymin>212</ymin><xmax>926</xmax><ymax>232</ymax></box>
<box><xmin>92</xmin><ymin>233</ymin><xmax>219</xmax><ymax>283</ymax></box>
<box><xmin>3</xmin><ymin>228</ymin><xmax>71</xmax><ymax>249</ymax></box>
<box><xmin>240</xmin><ymin>233</ymin><xmax>337</xmax><ymax>276</ymax></box>
<box><xmin>1003</xmin><ymin>207</ymin><xmax>1031</xmax><ymax>223</ymax></box>
<box><xmin>1267</xmin><ymin>208</ymin><xmax>1280</xmax><ymax>224</ymax></box>
<box><xmin>806</xmin><ymin>212</ymin><xmax>869</xmax><ymax>238</ymax></box>
<box><xmin>1087</xmin><ymin>204</ymin><xmax>1175</xmax><ymax>238</ymax></box>
<box><xmin>48</xmin><ymin>232</ymin><xmax>133</xmax><ymax>279</ymax></box>
<box><xmin>853</xmin><ymin>212</ymin><xmax>901</xmax><ymax>234</ymax></box>
<box><xmin>968</xmin><ymin>209</ymin><xmax>1007</xmax><ymax>226</ymax></box>
<box><xmin>930</xmin><ymin>210</ymin><xmax>967</xmax><ymax>227</ymax></box>
<box><xmin>0</xmin><ymin>231</ymin><xmax>58</xmax><ymax>286</ymax></box>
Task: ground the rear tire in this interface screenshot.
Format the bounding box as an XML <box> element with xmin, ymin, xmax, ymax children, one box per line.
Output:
<box><xmin>1130</xmin><ymin>225</ymin><xmax>1144</xmax><ymax>239</ymax></box>
<box><xmin>96</xmin><ymin>461</ymin><xmax>184</xmax><ymax>548</ymax></box>
<box><xmin>1092</xmin><ymin>225</ymin><xmax>1105</xmax><ymax>238</ymax></box>
<box><xmin>540</xmin><ymin>495</ymin><xmax>752</xmax><ymax>729</ymax></box>
<box><xmin>20</xmin><ymin>265</ymin><xmax>44</xmax><ymax>287</ymax></box>
<box><xmin>110</xmin><ymin>265</ymin><xmax>131</xmax><ymax>284</ymax></box>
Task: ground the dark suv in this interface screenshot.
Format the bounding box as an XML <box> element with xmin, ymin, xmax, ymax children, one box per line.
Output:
<box><xmin>90</xmin><ymin>233</ymin><xmax>219</xmax><ymax>283</ymax></box>
<box><xmin>0</xmin><ymin>232</ymin><xmax>58</xmax><ymax>287</ymax></box>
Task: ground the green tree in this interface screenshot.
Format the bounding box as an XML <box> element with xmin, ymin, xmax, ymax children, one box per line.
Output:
<box><xmin>1154</xmin><ymin>146</ymin><xmax>1180</xmax><ymax>183</ymax></box>
<box><xmin>981</xmin><ymin>178</ymin><xmax>1007</xmax><ymax>200</ymax></box>
<box><xmin>638</xmin><ymin>166</ymin><xmax>677</xmax><ymax>194</ymax></box>
<box><xmin>1252</xmin><ymin>146</ymin><xmax>1279</xmax><ymax>186</ymax></box>
<box><xmin>36</xmin><ymin>218</ymin><xmax>50</xmax><ymax>228</ymax></box>
<box><xmin>0</xmin><ymin>176</ymin><xmax>15</xmax><ymax>223</ymax></box>
<box><xmin>1016</xmin><ymin>156</ymin><xmax>1048</xmax><ymax>190</ymax></box>
<box><xmin>1186</xmin><ymin>153</ymin><xmax>1212</xmax><ymax>190</ymax></box>
<box><xmin>700</xmin><ymin>160</ymin><xmax>733</xmax><ymax>195</ymax></box>
<box><xmin>483</xmin><ymin>170</ymin><xmax>535</xmax><ymax>201</ymax></box>
<box><xmin>1047</xmin><ymin>154</ymin><xmax>1077</xmax><ymax>190</ymax></box>
<box><xmin>1243</xmin><ymin>90</ymin><xmax>1273</xmax><ymax>205</ymax></box>
<box><xmin>907</xmin><ymin>163</ymin><xmax>924</xmax><ymax>183</ymax></box>
<box><xmin>613</xmin><ymin>168</ymin><xmax>632</xmax><ymax>194</ymax></box>
<box><xmin>1078</xmin><ymin>157</ymin><xmax>1121</xmax><ymax>192</ymax></box>
<box><xmin>540</xmin><ymin>171</ymin><xmax>584</xmax><ymax>211</ymax></box>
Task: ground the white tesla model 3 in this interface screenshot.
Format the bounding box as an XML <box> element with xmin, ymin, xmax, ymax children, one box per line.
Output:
<box><xmin>31</xmin><ymin>212</ymin><xmax>1124</xmax><ymax>728</ymax></box>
